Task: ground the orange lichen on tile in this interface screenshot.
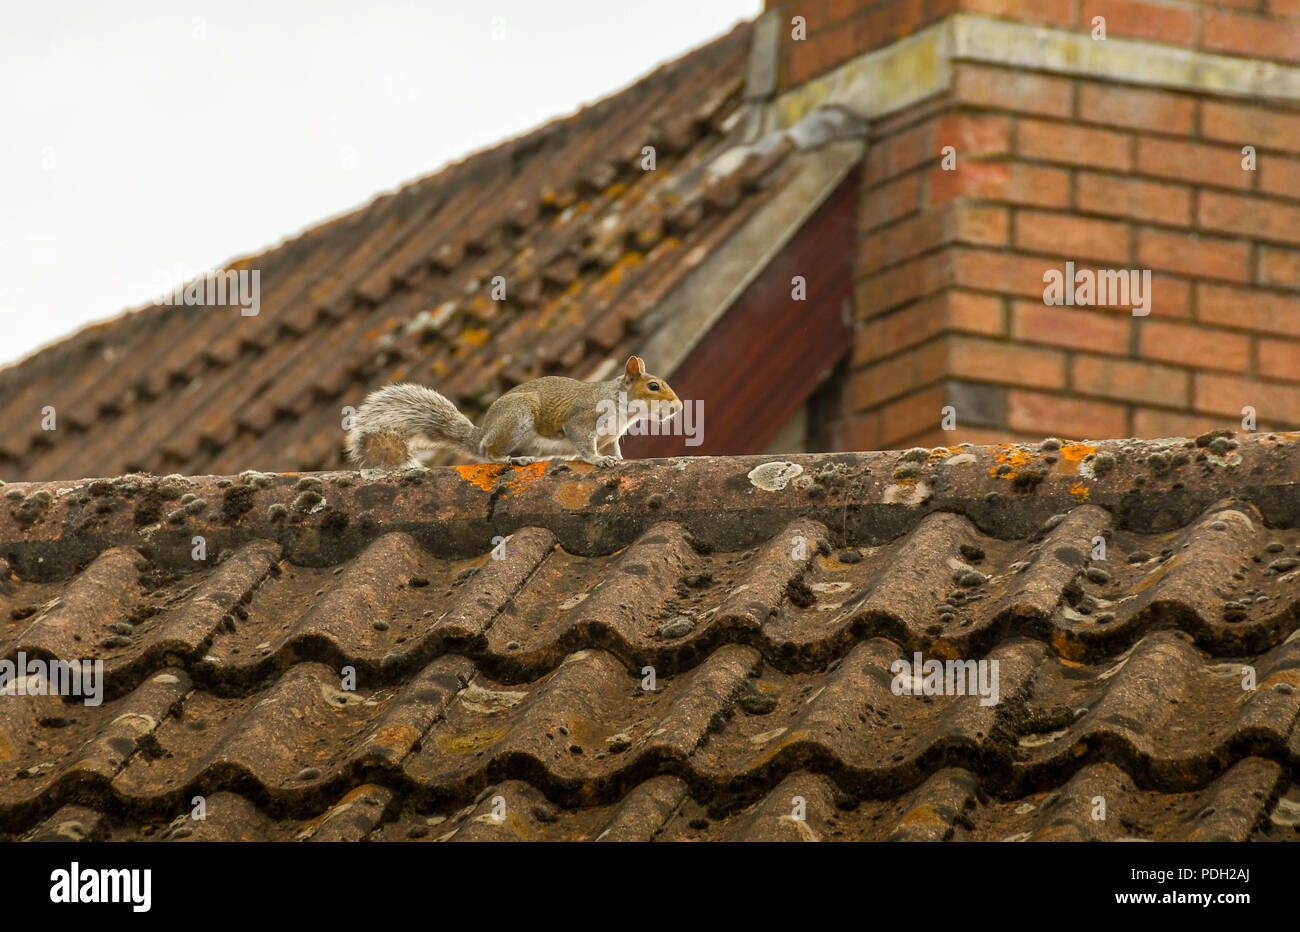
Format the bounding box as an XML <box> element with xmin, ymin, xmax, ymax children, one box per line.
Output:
<box><xmin>989</xmin><ymin>445</ymin><xmax>1033</xmax><ymax>480</ymax></box>
<box><xmin>503</xmin><ymin>461</ymin><xmax>549</xmax><ymax>491</ymax></box>
<box><xmin>1070</xmin><ymin>482</ymin><xmax>1090</xmax><ymax>501</ymax></box>
<box><xmin>599</xmin><ymin>252</ymin><xmax>644</xmax><ymax>289</ymax></box>
<box><xmin>454</xmin><ymin>464</ymin><xmax>508</xmax><ymax>491</ymax></box>
<box><xmin>1058</xmin><ymin>442</ymin><xmax>1098</xmax><ymax>476</ymax></box>
<box><xmin>461</xmin><ymin>327</ymin><xmax>491</xmax><ymax>347</ymax></box>
<box><xmin>454</xmin><ymin>461</ymin><xmax>547</xmax><ymax>492</ymax></box>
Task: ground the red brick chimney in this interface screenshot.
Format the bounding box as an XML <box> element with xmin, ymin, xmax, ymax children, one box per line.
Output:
<box><xmin>756</xmin><ymin>0</ymin><xmax>1300</xmax><ymax>448</ymax></box>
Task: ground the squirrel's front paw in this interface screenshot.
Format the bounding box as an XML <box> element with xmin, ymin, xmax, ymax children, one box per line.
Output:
<box><xmin>506</xmin><ymin>456</ymin><xmax>538</xmax><ymax>465</ymax></box>
<box><xmin>589</xmin><ymin>455</ymin><xmax>619</xmax><ymax>467</ymax></box>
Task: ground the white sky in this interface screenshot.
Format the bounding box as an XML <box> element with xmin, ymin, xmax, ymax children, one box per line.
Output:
<box><xmin>0</xmin><ymin>0</ymin><xmax>760</xmax><ymax>369</ymax></box>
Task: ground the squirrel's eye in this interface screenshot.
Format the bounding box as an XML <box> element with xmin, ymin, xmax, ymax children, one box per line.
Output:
<box><xmin>648</xmin><ymin>381</ymin><xmax>660</xmax><ymax>391</ymax></box>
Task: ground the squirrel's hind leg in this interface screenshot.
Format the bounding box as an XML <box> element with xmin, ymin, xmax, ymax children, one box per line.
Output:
<box><xmin>479</xmin><ymin>396</ymin><xmax>549</xmax><ymax>464</ymax></box>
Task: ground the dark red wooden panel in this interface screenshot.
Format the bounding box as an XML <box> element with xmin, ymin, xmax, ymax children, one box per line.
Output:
<box><xmin>625</xmin><ymin>168</ymin><xmax>858</xmax><ymax>458</ymax></box>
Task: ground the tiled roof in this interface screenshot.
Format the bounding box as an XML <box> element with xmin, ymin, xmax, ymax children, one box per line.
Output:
<box><xmin>3</xmin><ymin>431</ymin><xmax>1300</xmax><ymax>841</ymax></box>
<box><xmin>0</xmin><ymin>21</ymin><xmax>806</xmax><ymax>483</ymax></box>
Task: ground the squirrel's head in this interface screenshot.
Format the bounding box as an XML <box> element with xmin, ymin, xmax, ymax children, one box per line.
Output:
<box><xmin>621</xmin><ymin>356</ymin><xmax>682</xmax><ymax>423</ymax></box>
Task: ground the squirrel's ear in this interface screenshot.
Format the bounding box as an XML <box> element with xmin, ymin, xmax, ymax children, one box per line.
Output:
<box><xmin>625</xmin><ymin>356</ymin><xmax>646</xmax><ymax>379</ymax></box>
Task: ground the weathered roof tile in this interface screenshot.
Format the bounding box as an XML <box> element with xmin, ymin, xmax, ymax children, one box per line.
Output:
<box><xmin>2</xmin><ymin>435</ymin><xmax>1300</xmax><ymax>840</ymax></box>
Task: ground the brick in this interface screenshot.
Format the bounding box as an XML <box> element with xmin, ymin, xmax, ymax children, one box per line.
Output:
<box><xmin>1270</xmin><ymin>0</ymin><xmax>1300</xmax><ymax>16</ymax></box>
<box><xmin>861</xmin><ymin>202</ymin><xmax>1008</xmax><ymax>274</ymax></box>
<box><xmin>1075</xmin><ymin>171</ymin><xmax>1193</xmax><ymax>226</ymax></box>
<box><xmin>1202</xmin><ymin>11</ymin><xmax>1300</xmax><ymax>65</ymax></box>
<box><xmin>1011</xmin><ymin>301</ymin><xmax>1132</xmax><ymax>354</ymax></box>
<box><xmin>1079</xmin><ymin>83</ymin><xmax>1196</xmax><ymax>133</ymax></box>
<box><xmin>933</xmin><ymin>112</ymin><xmax>1015</xmax><ymax>159</ymax></box>
<box><xmin>1148</xmin><ymin>275</ymin><xmax>1193</xmax><ymax>319</ymax></box>
<box><xmin>945</xmin><ymin>290</ymin><xmax>1009</xmax><ymax>335</ymax></box>
<box><xmin>1007</xmin><ymin>389</ymin><xmax>1128</xmax><ymax>438</ymax></box>
<box><xmin>946</xmin><ymin>380</ymin><xmax>1008</xmax><ymax>425</ymax></box>
<box><xmin>825</xmin><ymin>0</ymin><xmax>868</xmax><ymax>23</ymax></box>
<box><xmin>959</xmin><ymin>0</ymin><xmax>1075</xmax><ymax>26</ymax></box>
<box><xmin>1072</xmin><ymin>355</ymin><xmax>1189</xmax><ymax>406</ymax></box>
<box><xmin>1197</xmin><ymin>283</ymin><xmax>1300</xmax><ymax>336</ymax></box>
<box><xmin>1137</xmin><ymin>319</ymin><xmax>1251</xmax><ymax>372</ymax></box>
<box><xmin>953</xmin><ymin>64</ymin><xmax>1073</xmax><ymax>117</ymax></box>
<box><xmin>880</xmin><ymin>384</ymin><xmax>950</xmax><ymax>446</ymax></box>
<box><xmin>951</xmin><ymin>247</ymin><xmax>1068</xmax><ymax>297</ymax></box>
<box><xmin>837</xmin><ymin>411</ymin><xmax>884</xmax><ymax>451</ymax></box>
<box><xmin>1194</xmin><ymin>372</ymin><xmax>1300</xmax><ymax>418</ymax></box>
<box><xmin>1258</xmin><ymin>246</ymin><xmax>1300</xmax><ymax>288</ymax></box>
<box><xmin>858</xmin><ymin>251</ymin><xmax>954</xmax><ymax>318</ymax></box>
<box><xmin>867</xmin><ymin>122</ymin><xmax>934</xmax><ymax>183</ymax></box>
<box><xmin>783</xmin><ymin>45</ymin><xmax>815</xmax><ymax>89</ymax></box>
<box><xmin>1199</xmin><ymin>190</ymin><xmax>1300</xmax><ymax>246</ymax></box>
<box><xmin>1080</xmin><ymin>0</ymin><xmax>1198</xmax><ymax>45</ymax></box>
<box><xmin>850</xmin><ymin>0</ymin><xmax>929</xmax><ymax>52</ymax></box>
<box><xmin>1039</xmin><ymin>265</ymin><xmax>1178</xmax><ymax>319</ymax></box>
<box><xmin>1132</xmin><ymin>408</ymin><xmax>1226</xmax><ymax>439</ymax></box>
<box><xmin>784</xmin><ymin>20</ymin><xmax>860</xmax><ymax>85</ymax></box>
<box><xmin>1259</xmin><ymin>338</ymin><xmax>1300</xmax><ymax>380</ymax></box>
<box><xmin>947</xmin><ymin>336</ymin><xmax>1067</xmax><ymax>388</ymax></box>
<box><xmin>953</xmin><ymin>203</ymin><xmax>1012</xmax><ymax>245</ymax></box>
<box><xmin>1137</xmin><ymin>229</ymin><xmax>1252</xmax><ymax>282</ymax></box>
<box><xmin>854</xmin><ymin>290</ymin><xmax>1006</xmax><ymax>365</ymax></box>
<box><xmin>820</xmin><ymin>18</ymin><xmax>860</xmax><ymax>62</ymax></box>
<box><xmin>849</xmin><ymin>339</ymin><xmax>948</xmax><ymax>410</ymax></box>
<box><xmin>927</xmin><ymin>160</ymin><xmax>1071</xmax><ymax>208</ymax></box>
<box><xmin>1259</xmin><ymin>155</ymin><xmax>1300</xmax><ymax>200</ymax></box>
<box><xmin>1136</xmin><ymin>137</ymin><xmax>1254</xmax><ymax>190</ymax></box>
<box><xmin>1202</xmin><ymin>101</ymin><xmax>1300</xmax><ymax>156</ymax></box>
<box><xmin>1014</xmin><ymin>210</ymin><xmax>1131</xmax><ymax>263</ymax></box>
<box><xmin>1018</xmin><ymin>119</ymin><xmax>1132</xmax><ymax>171</ymax></box>
<box><xmin>861</xmin><ymin>212</ymin><xmax>945</xmax><ymax>275</ymax></box>
<box><xmin>862</xmin><ymin>172</ymin><xmax>923</xmax><ymax>230</ymax></box>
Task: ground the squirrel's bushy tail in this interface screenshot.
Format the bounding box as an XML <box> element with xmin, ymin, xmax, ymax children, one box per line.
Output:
<box><xmin>347</xmin><ymin>383</ymin><xmax>476</xmax><ymax>467</ymax></box>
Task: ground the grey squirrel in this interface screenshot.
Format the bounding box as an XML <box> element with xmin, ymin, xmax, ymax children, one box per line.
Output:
<box><xmin>346</xmin><ymin>355</ymin><xmax>682</xmax><ymax>469</ymax></box>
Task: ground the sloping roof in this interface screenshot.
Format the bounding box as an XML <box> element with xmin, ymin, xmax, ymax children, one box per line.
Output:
<box><xmin>3</xmin><ymin>432</ymin><xmax>1300</xmax><ymax>841</ymax></box>
<box><xmin>0</xmin><ymin>21</ymin><xmax>816</xmax><ymax>483</ymax></box>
